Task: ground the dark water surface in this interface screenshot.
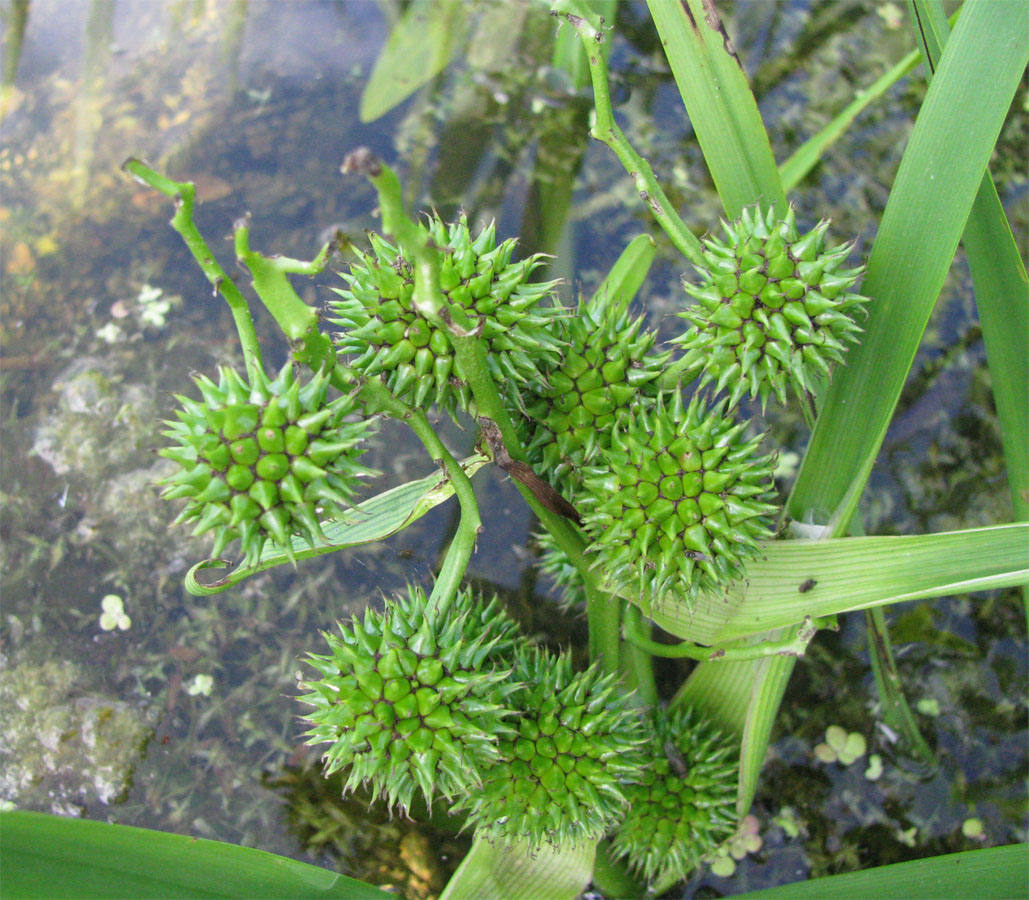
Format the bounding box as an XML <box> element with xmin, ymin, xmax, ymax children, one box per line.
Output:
<box><xmin>1</xmin><ymin>1</ymin><xmax>1025</xmax><ymax>897</ymax></box>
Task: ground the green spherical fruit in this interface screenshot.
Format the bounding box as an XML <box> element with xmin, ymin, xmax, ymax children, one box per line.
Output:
<box><xmin>452</xmin><ymin>647</ymin><xmax>646</xmax><ymax>848</ymax></box>
<box><xmin>610</xmin><ymin>706</ymin><xmax>738</xmax><ymax>885</ymax></box>
<box><xmin>329</xmin><ymin>214</ymin><xmax>565</xmax><ymax>416</ymax></box>
<box><xmin>159</xmin><ymin>364</ymin><xmax>375</xmax><ymax>566</ymax></box>
<box><xmin>297</xmin><ymin>586</ymin><xmax>521</xmax><ymax>813</ymax></box>
<box><xmin>517</xmin><ymin>291</ymin><xmax>670</xmax><ymax>497</ymax></box>
<box><xmin>675</xmin><ymin>205</ymin><xmax>868</xmax><ymax>409</ymax></box>
<box><xmin>581</xmin><ymin>392</ymin><xmax>777</xmax><ymax>606</ymax></box>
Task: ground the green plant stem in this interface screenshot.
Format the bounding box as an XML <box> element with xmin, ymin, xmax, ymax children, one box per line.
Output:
<box><xmin>406</xmin><ymin>411</ymin><xmax>482</xmax><ymax>619</ymax></box>
<box><xmin>619</xmin><ymin>604</ymin><xmax>657</xmax><ymax>706</ymax></box>
<box><xmin>625</xmin><ymin>610</ymin><xmax>833</xmax><ymax>661</ymax></box>
<box><xmin>585</xmin><ymin>582</ymin><xmax>623</xmax><ymax>679</ymax></box>
<box><xmin>343</xmin><ymin>151</ymin><xmax>490</xmax><ymax>618</ymax></box>
<box><xmin>345</xmin><ymin>149</ymin><xmax>470</xmax><ymax>330</ymax></box>
<box><xmin>332</xmin><ymin>370</ymin><xmax>480</xmax><ymax>620</ymax></box>
<box><xmin>232</xmin><ymin>219</ymin><xmax>336</xmax><ymax>371</ymax></box>
<box><xmin>345</xmin><ymin>147</ymin><xmax>625</xmax><ymax>669</ymax></box>
<box><xmin>552</xmin><ymin>0</ymin><xmax>704</xmax><ymax>266</ymax></box>
<box><xmin>865</xmin><ymin>606</ymin><xmax>936</xmax><ymax>768</ymax></box>
<box><xmin>451</xmin><ymin>328</ymin><xmax>622</xmax><ymax>673</ymax></box>
<box><xmin>121</xmin><ymin>157</ymin><xmax>263</xmax><ymax>384</ymax></box>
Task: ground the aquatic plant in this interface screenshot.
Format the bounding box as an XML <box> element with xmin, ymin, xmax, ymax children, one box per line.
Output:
<box><xmin>106</xmin><ymin>0</ymin><xmax>1027</xmax><ymax>897</ymax></box>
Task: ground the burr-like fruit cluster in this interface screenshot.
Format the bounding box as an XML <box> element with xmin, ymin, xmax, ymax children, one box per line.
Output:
<box><xmin>676</xmin><ymin>204</ymin><xmax>867</xmax><ymax>409</ymax></box>
<box><xmin>159</xmin><ymin>364</ymin><xmax>374</xmax><ymax>566</ymax></box>
<box><xmin>329</xmin><ymin>214</ymin><xmax>564</xmax><ymax>415</ymax></box>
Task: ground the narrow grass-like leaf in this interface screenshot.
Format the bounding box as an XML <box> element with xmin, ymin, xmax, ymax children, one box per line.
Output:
<box><xmin>0</xmin><ymin>810</ymin><xmax>392</xmax><ymax>900</ymax></box>
<box><xmin>735</xmin><ymin>648</ymin><xmax>796</xmax><ymax>812</ymax></box>
<box><xmin>676</xmin><ymin>518</ymin><xmax>1025</xmax><ymax>806</ymax></box>
<box><xmin>779</xmin><ymin>44</ymin><xmax>922</xmax><ymax>191</ymax></box>
<box><xmin>866</xmin><ymin>606</ymin><xmax>935</xmax><ymax>765</ymax></box>
<box><xmin>645</xmin><ymin>0</ymin><xmax>785</xmax><ymax>217</ymax></box>
<box><xmin>588</xmin><ymin>233</ymin><xmax>656</xmax><ymax>315</ymax></box>
<box><xmin>360</xmin><ymin>0</ymin><xmax>466</xmax><ymax>122</ymax></box>
<box><xmin>788</xmin><ymin>0</ymin><xmax>1029</xmax><ymax>530</ymax></box>
<box><xmin>673</xmin><ymin>632</ymin><xmax>799</xmax><ymax>813</ymax></box>
<box><xmin>732</xmin><ymin>842</ymin><xmax>1029</xmax><ymax>900</ymax></box>
<box><xmin>911</xmin><ymin>0</ymin><xmax>1028</xmax><ymax>530</ymax></box>
<box><xmin>185</xmin><ymin>454</ymin><xmax>489</xmax><ymax>595</ymax></box>
<box><xmin>439</xmin><ymin>835</ymin><xmax>595</xmax><ymax>900</ymax></box>
<box><xmin>638</xmin><ymin>524</ymin><xmax>1028</xmax><ymax>645</ymax></box>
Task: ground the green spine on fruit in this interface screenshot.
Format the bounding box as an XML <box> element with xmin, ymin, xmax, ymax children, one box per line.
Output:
<box><xmin>675</xmin><ymin>205</ymin><xmax>867</xmax><ymax>409</ymax></box>
<box><xmin>297</xmin><ymin>586</ymin><xmax>521</xmax><ymax>813</ymax></box>
<box><xmin>518</xmin><ymin>291</ymin><xmax>670</xmax><ymax>496</ymax></box>
<box><xmin>159</xmin><ymin>364</ymin><xmax>374</xmax><ymax>566</ymax></box>
<box><xmin>581</xmin><ymin>392</ymin><xmax>777</xmax><ymax>605</ymax></box>
<box><xmin>610</xmin><ymin>706</ymin><xmax>738</xmax><ymax>885</ymax></box>
<box><xmin>329</xmin><ymin>214</ymin><xmax>564</xmax><ymax>415</ymax></box>
<box><xmin>451</xmin><ymin>647</ymin><xmax>646</xmax><ymax>848</ymax></box>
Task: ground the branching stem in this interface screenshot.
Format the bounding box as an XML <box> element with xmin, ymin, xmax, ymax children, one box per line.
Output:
<box><xmin>121</xmin><ymin>157</ymin><xmax>263</xmax><ymax>384</ymax></box>
<box><xmin>232</xmin><ymin>220</ymin><xmax>336</xmax><ymax>372</ymax></box>
<box><xmin>551</xmin><ymin>1</ymin><xmax>704</xmax><ymax>266</ymax></box>
<box><xmin>624</xmin><ymin>609</ymin><xmax>835</xmax><ymax>661</ymax></box>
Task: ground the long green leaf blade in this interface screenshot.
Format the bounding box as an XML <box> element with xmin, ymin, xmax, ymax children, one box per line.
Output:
<box><xmin>360</xmin><ymin>0</ymin><xmax>466</xmax><ymax>122</ymax></box>
<box><xmin>588</xmin><ymin>233</ymin><xmax>656</xmax><ymax>314</ymax></box>
<box><xmin>644</xmin><ymin>524</ymin><xmax>1029</xmax><ymax>645</ymax></box>
<box><xmin>733</xmin><ymin>842</ymin><xmax>1029</xmax><ymax>900</ymax></box>
<box><xmin>0</xmin><ymin>811</ymin><xmax>392</xmax><ymax>900</ymax></box>
<box><xmin>788</xmin><ymin>0</ymin><xmax>1029</xmax><ymax>528</ymax></box>
<box><xmin>674</xmin><ymin>630</ymin><xmax>799</xmax><ymax>815</ymax></box>
<box><xmin>911</xmin><ymin>0</ymin><xmax>1029</xmax><ymax>528</ymax></box>
<box><xmin>780</xmin><ymin>44</ymin><xmax>922</xmax><ymax>191</ymax></box>
<box><xmin>645</xmin><ymin>0</ymin><xmax>785</xmax><ymax>217</ymax></box>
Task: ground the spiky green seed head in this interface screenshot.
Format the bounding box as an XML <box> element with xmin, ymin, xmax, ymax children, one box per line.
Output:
<box><xmin>329</xmin><ymin>214</ymin><xmax>564</xmax><ymax>416</ymax></box>
<box><xmin>159</xmin><ymin>364</ymin><xmax>374</xmax><ymax>566</ymax></box>
<box><xmin>452</xmin><ymin>647</ymin><xmax>647</xmax><ymax>848</ymax></box>
<box><xmin>581</xmin><ymin>392</ymin><xmax>777</xmax><ymax>606</ymax></box>
<box><xmin>675</xmin><ymin>205</ymin><xmax>868</xmax><ymax>409</ymax></box>
<box><xmin>610</xmin><ymin>706</ymin><xmax>738</xmax><ymax>885</ymax></box>
<box><xmin>297</xmin><ymin>586</ymin><xmax>521</xmax><ymax>814</ymax></box>
<box><xmin>518</xmin><ymin>292</ymin><xmax>670</xmax><ymax>496</ymax></box>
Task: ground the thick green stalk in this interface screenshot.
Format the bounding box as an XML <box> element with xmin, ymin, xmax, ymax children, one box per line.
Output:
<box><xmin>332</xmin><ymin>370</ymin><xmax>480</xmax><ymax>620</ymax></box>
<box><xmin>618</xmin><ymin>604</ymin><xmax>657</xmax><ymax>706</ymax></box>
<box><xmin>451</xmin><ymin>330</ymin><xmax>621</xmax><ymax>673</ymax></box>
<box><xmin>121</xmin><ymin>158</ymin><xmax>263</xmax><ymax>384</ymax></box>
<box><xmin>232</xmin><ymin>220</ymin><xmax>335</xmax><ymax>371</ymax></box>
<box><xmin>341</xmin><ymin>150</ymin><xmax>491</xmax><ymax>618</ymax></box>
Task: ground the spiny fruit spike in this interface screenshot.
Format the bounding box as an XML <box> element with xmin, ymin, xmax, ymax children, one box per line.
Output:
<box><xmin>329</xmin><ymin>213</ymin><xmax>565</xmax><ymax>417</ymax></box>
<box><xmin>581</xmin><ymin>392</ymin><xmax>778</xmax><ymax>607</ymax></box>
<box><xmin>451</xmin><ymin>646</ymin><xmax>647</xmax><ymax>848</ymax></box>
<box><xmin>159</xmin><ymin>363</ymin><xmax>375</xmax><ymax>566</ymax></box>
<box><xmin>518</xmin><ymin>290</ymin><xmax>670</xmax><ymax>498</ymax></box>
<box><xmin>610</xmin><ymin>705</ymin><xmax>738</xmax><ymax>885</ymax></box>
<box><xmin>297</xmin><ymin>585</ymin><xmax>522</xmax><ymax>813</ymax></box>
<box><xmin>675</xmin><ymin>204</ymin><xmax>868</xmax><ymax>410</ymax></box>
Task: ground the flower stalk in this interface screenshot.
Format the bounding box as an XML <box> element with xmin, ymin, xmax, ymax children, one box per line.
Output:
<box><xmin>121</xmin><ymin>157</ymin><xmax>264</xmax><ymax>384</ymax></box>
